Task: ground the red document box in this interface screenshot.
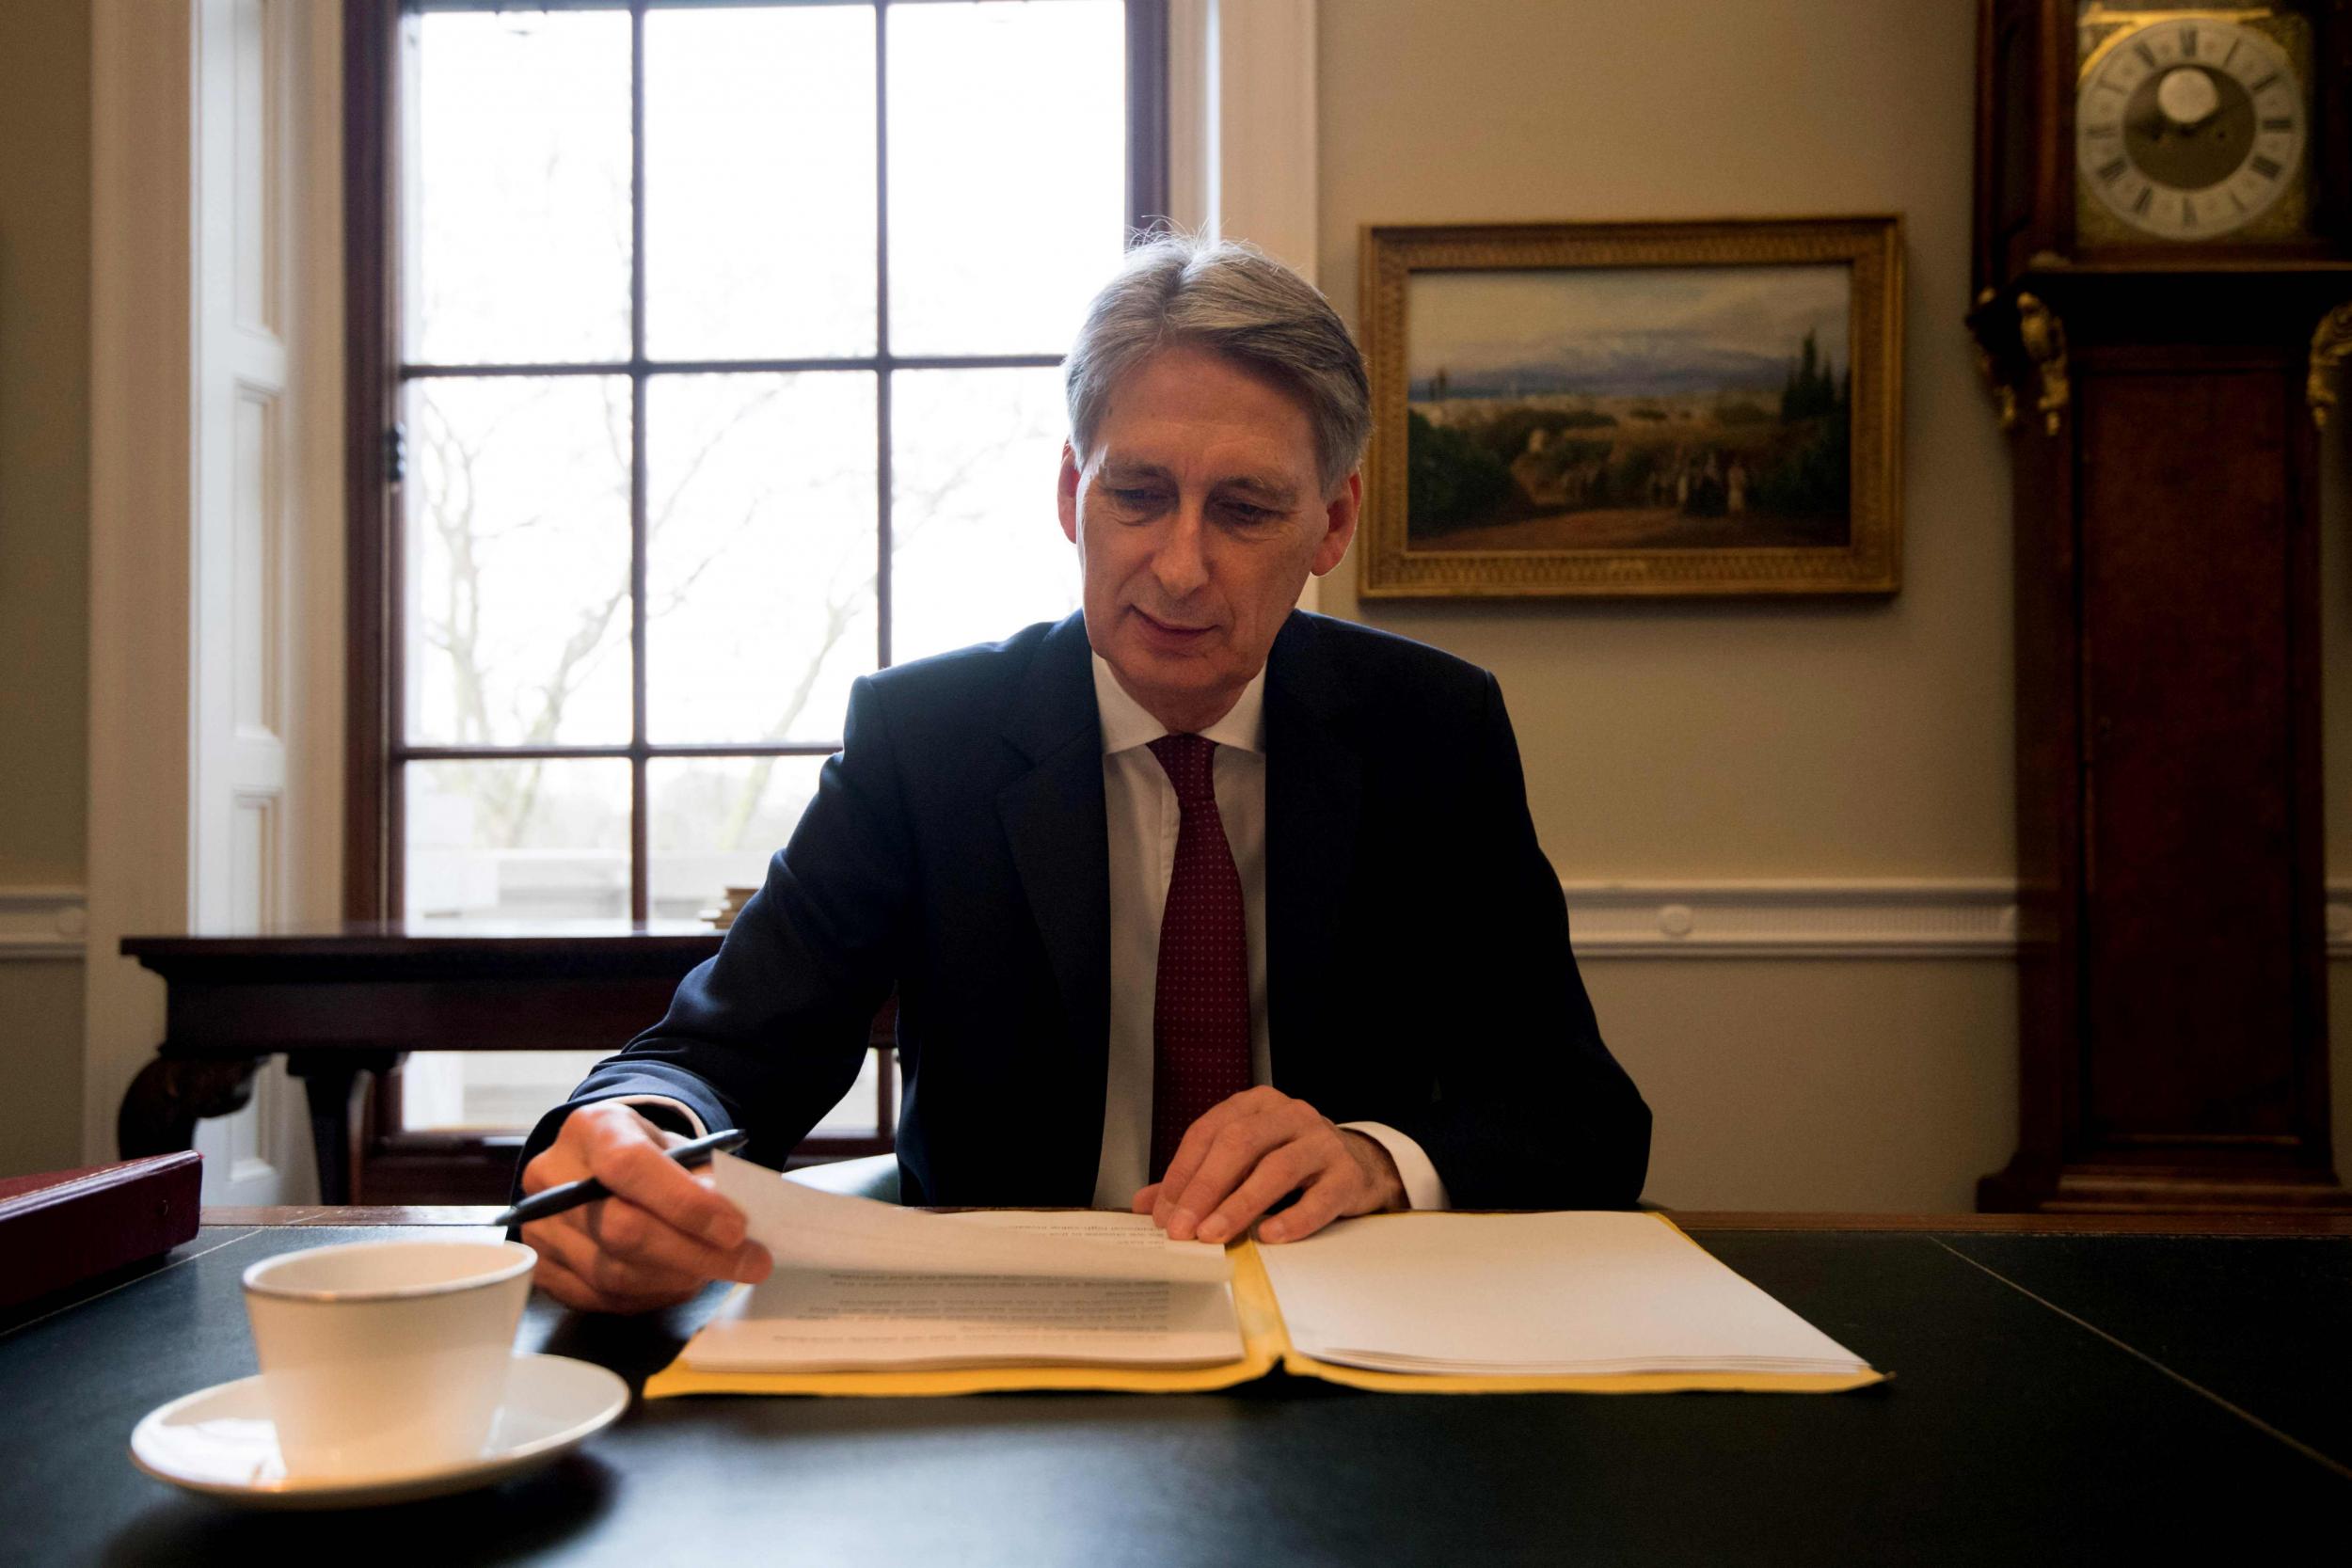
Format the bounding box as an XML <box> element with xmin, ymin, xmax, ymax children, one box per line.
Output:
<box><xmin>0</xmin><ymin>1151</ymin><xmax>202</xmax><ymax>1308</ymax></box>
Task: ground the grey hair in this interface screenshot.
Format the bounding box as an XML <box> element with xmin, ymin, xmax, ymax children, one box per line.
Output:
<box><xmin>1064</xmin><ymin>232</ymin><xmax>1372</xmax><ymax>497</ymax></box>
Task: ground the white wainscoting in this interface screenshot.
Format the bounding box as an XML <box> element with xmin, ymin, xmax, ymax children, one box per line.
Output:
<box><xmin>16</xmin><ymin>880</ymin><xmax>2352</xmax><ymax>966</ymax></box>
<box><xmin>0</xmin><ymin>887</ymin><xmax>88</xmax><ymax>961</ymax></box>
<box><xmin>1567</xmin><ymin>880</ymin><xmax>2352</xmax><ymax>958</ymax></box>
<box><xmin>1563</xmin><ymin>880</ymin><xmax>2019</xmax><ymax>958</ymax></box>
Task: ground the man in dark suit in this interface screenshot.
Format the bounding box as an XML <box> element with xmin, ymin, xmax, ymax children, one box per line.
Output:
<box><xmin>517</xmin><ymin>237</ymin><xmax>1649</xmax><ymax>1314</ymax></box>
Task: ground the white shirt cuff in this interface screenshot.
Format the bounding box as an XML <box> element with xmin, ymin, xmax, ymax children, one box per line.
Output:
<box><xmin>1338</xmin><ymin>1121</ymin><xmax>1451</xmax><ymax>1212</ymax></box>
<box><xmin>612</xmin><ymin>1095</ymin><xmax>708</xmax><ymax>1139</ymax></box>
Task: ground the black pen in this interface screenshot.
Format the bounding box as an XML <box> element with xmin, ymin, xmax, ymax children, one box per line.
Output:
<box><xmin>492</xmin><ymin>1128</ymin><xmax>751</xmax><ymax>1229</ymax></box>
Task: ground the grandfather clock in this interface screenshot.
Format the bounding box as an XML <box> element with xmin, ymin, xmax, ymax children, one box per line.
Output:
<box><xmin>1970</xmin><ymin>0</ymin><xmax>2352</xmax><ymax>1211</ymax></box>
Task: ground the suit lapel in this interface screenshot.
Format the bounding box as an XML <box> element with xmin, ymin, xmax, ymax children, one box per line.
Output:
<box><xmin>1264</xmin><ymin>614</ymin><xmax>1361</xmax><ymax>1094</ymax></box>
<box><xmin>994</xmin><ymin>614</ymin><xmax>1111</xmax><ymax>1192</ymax></box>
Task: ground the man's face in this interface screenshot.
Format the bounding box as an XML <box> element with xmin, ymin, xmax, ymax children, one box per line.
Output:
<box><xmin>1057</xmin><ymin>345</ymin><xmax>1359</xmax><ymax>733</ymax></box>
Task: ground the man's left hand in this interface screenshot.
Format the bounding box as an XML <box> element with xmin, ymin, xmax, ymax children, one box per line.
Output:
<box><xmin>1130</xmin><ymin>1086</ymin><xmax>1406</xmax><ymax>1244</ymax></box>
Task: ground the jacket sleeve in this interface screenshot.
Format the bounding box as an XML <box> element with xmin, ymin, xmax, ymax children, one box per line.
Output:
<box><xmin>1386</xmin><ymin>673</ymin><xmax>1652</xmax><ymax>1210</ymax></box>
<box><xmin>512</xmin><ymin>674</ymin><xmax>914</xmax><ymax>1190</ymax></box>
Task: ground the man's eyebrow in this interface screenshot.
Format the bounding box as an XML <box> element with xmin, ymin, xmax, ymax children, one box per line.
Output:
<box><xmin>1097</xmin><ymin>460</ymin><xmax>1172</xmax><ymax>484</ymax></box>
<box><xmin>1216</xmin><ymin>475</ymin><xmax>1302</xmax><ymax>507</ymax></box>
<box><xmin>1093</xmin><ymin>460</ymin><xmax>1301</xmax><ymax>507</ymax></box>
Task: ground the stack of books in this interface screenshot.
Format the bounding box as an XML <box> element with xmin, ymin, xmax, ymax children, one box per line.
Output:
<box><xmin>698</xmin><ymin>886</ymin><xmax>759</xmax><ymax>930</ymax></box>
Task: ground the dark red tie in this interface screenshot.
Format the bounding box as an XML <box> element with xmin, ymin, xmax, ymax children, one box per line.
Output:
<box><xmin>1148</xmin><ymin>733</ymin><xmax>1252</xmax><ymax>1180</ymax></box>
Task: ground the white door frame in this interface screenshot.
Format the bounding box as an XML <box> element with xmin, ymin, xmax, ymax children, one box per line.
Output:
<box><xmin>86</xmin><ymin>0</ymin><xmax>344</xmax><ymax>1199</ymax></box>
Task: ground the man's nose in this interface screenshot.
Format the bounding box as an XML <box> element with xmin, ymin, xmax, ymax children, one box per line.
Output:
<box><xmin>1150</xmin><ymin>505</ymin><xmax>1212</xmax><ymax>596</ymax></box>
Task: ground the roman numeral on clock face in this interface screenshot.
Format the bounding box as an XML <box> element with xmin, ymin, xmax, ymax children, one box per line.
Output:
<box><xmin>2261</xmin><ymin>117</ymin><xmax>2294</xmax><ymax>133</ymax></box>
<box><xmin>2098</xmin><ymin>156</ymin><xmax>2129</xmax><ymax>183</ymax></box>
<box><xmin>2251</xmin><ymin>153</ymin><xmax>2282</xmax><ymax>180</ymax></box>
<box><xmin>2132</xmin><ymin>184</ymin><xmax>2153</xmax><ymax>215</ymax></box>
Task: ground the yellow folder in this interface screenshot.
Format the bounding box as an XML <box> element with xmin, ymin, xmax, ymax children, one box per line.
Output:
<box><xmin>641</xmin><ymin>1214</ymin><xmax>1885</xmax><ymax>1399</ymax></box>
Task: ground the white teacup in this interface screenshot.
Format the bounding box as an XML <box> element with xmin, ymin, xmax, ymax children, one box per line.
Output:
<box><xmin>241</xmin><ymin>1239</ymin><xmax>535</xmax><ymax>1476</ymax></box>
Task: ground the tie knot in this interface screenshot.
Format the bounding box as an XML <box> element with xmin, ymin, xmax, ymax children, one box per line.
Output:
<box><xmin>1147</xmin><ymin>732</ymin><xmax>1218</xmax><ymax>806</ymax></box>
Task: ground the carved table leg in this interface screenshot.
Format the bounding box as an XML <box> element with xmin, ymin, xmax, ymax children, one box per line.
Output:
<box><xmin>286</xmin><ymin>1051</ymin><xmax>405</xmax><ymax>1206</ymax></box>
<box><xmin>117</xmin><ymin>1054</ymin><xmax>264</xmax><ymax>1159</ymax></box>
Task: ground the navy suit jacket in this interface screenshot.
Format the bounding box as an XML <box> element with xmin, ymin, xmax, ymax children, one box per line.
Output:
<box><xmin>520</xmin><ymin>610</ymin><xmax>1649</xmax><ymax>1209</ymax></box>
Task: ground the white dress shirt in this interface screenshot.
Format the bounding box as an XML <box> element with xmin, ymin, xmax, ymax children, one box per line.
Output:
<box><xmin>624</xmin><ymin>657</ymin><xmax>1453</xmax><ymax>1215</ymax></box>
<box><xmin>1086</xmin><ymin>654</ymin><xmax>1450</xmax><ymax>1213</ymax></box>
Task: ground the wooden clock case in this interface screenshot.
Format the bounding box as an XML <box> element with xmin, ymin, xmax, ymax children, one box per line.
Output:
<box><xmin>1968</xmin><ymin>0</ymin><xmax>2352</xmax><ymax>1210</ymax></box>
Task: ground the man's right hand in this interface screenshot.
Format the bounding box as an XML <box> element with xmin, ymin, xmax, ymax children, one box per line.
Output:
<box><xmin>518</xmin><ymin>1101</ymin><xmax>771</xmax><ymax>1315</ymax></box>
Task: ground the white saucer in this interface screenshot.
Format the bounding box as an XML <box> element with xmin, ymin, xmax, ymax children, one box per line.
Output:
<box><xmin>129</xmin><ymin>1352</ymin><xmax>629</xmax><ymax>1510</ymax></box>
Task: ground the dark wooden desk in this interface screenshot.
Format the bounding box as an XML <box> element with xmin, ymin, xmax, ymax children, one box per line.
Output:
<box><xmin>5</xmin><ymin>1212</ymin><xmax>2345</xmax><ymax>1564</ymax></box>
<box><xmin>117</xmin><ymin>926</ymin><xmax>894</xmax><ymax>1203</ymax></box>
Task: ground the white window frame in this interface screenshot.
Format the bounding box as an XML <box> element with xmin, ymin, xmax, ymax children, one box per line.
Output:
<box><xmin>81</xmin><ymin>0</ymin><xmax>1318</xmax><ymax>1187</ymax></box>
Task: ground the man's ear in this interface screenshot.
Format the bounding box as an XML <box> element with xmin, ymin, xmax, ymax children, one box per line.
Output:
<box><xmin>1310</xmin><ymin>469</ymin><xmax>1361</xmax><ymax>577</ymax></box>
<box><xmin>1057</xmin><ymin>442</ymin><xmax>1082</xmax><ymax>546</ymax></box>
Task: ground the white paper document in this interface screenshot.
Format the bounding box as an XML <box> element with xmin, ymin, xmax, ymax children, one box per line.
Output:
<box><xmin>685</xmin><ymin>1162</ymin><xmax>1867</xmax><ymax>1383</ymax></box>
<box><xmin>684</xmin><ymin>1156</ymin><xmax>1243</xmax><ymax>1371</ymax></box>
<box><xmin>709</xmin><ymin>1151</ymin><xmax>1231</xmax><ymax>1285</ymax></box>
<box><xmin>1254</xmin><ymin>1212</ymin><xmax>1871</xmax><ymax>1377</ymax></box>
<box><xmin>686</xmin><ymin>1207</ymin><xmax>1244</xmax><ymax>1371</ymax></box>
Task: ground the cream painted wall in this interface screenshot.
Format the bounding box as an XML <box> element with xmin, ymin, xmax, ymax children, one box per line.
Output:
<box><xmin>0</xmin><ymin>963</ymin><xmax>88</xmax><ymax>1173</ymax></box>
<box><xmin>1315</xmin><ymin>0</ymin><xmax>2349</xmax><ymax>1209</ymax></box>
<box><xmin>0</xmin><ymin>0</ymin><xmax>91</xmax><ymax>1178</ymax></box>
<box><xmin>0</xmin><ymin>0</ymin><xmax>91</xmax><ymax>885</ymax></box>
<box><xmin>1319</xmin><ymin>0</ymin><xmax>2007</xmax><ymax>876</ymax></box>
<box><xmin>1584</xmin><ymin>957</ymin><xmax>2016</xmax><ymax>1212</ymax></box>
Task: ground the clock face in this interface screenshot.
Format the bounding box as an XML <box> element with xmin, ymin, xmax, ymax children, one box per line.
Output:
<box><xmin>2074</xmin><ymin>14</ymin><xmax>2307</xmax><ymax>241</ymax></box>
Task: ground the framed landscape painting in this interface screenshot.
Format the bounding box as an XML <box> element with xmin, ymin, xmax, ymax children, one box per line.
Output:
<box><xmin>1357</xmin><ymin>217</ymin><xmax>1902</xmax><ymax>597</ymax></box>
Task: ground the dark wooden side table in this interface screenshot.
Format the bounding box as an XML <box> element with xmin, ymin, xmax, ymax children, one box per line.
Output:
<box><xmin>116</xmin><ymin>924</ymin><xmax>893</xmax><ymax>1203</ymax></box>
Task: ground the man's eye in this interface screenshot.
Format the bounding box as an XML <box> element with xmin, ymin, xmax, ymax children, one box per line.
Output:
<box><xmin>1220</xmin><ymin>502</ymin><xmax>1277</xmax><ymax>526</ymax></box>
<box><xmin>1109</xmin><ymin>487</ymin><xmax>1165</xmax><ymax>508</ymax></box>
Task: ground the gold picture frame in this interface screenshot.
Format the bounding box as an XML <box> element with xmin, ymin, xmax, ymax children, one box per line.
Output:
<box><xmin>1357</xmin><ymin>217</ymin><xmax>1903</xmax><ymax>598</ymax></box>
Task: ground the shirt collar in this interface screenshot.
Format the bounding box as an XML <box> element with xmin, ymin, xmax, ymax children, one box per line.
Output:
<box><xmin>1091</xmin><ymin>654</ymin><xmax>1266</xmax><ymax>756</ymax></box>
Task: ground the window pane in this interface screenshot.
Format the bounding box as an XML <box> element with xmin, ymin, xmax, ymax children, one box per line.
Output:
<box><xmin>886</xmin><ymin>1</ymin><xmax>1126</xmax><ymax>355</ymax></box>
<box><xmin>409</xmin><ymin>10</ymin><xmax>631</xmax><ymax>364</ymax></box>
<box><xmin>645</xmin><ymin>372</ymin><xmax>880</xmax><ymax>744</ymax></box>
<box><xmin>644</xmin><ymin>5</ymin><xmax>878</xmax><ymax>360</ymax></box>
<box><xmin>405</xmin><ymin>376</ymin><xmax>633</xmax><ymax>747</ymax></box>
<box><xmin>401</xmin><ymin>1050</ymin><xmax>609</xmax><ymax>1132</ymax></box>
<box><xmin>891</xmin><ymin>368</ymin><xmax>1078</xmax><ymax>663</ymax></box>
<box><xmin>403</xmin><ymin>1046</ymin><xmax>890</xmax><ymax>1135</ymax></box>
<box><xmin>405</xmin><ymin>758</ymin><xmax>630</xmax><ymax>922</ymax></box>
<box><xmin>648</xmin><ymin>755</ymin><xmax>826</xmax><ymax>921</ymax></box>
<box><xmin>811</xmin><ymin>1049</ymin><xmax>886</xmax><ymax>1136</ymax></box>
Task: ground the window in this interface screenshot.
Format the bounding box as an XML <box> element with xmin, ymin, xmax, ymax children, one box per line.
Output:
<box><xmin>346</xmin><ymin>0</ymin><xmax>1167</xmax><ymax>1153</ymax></box>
